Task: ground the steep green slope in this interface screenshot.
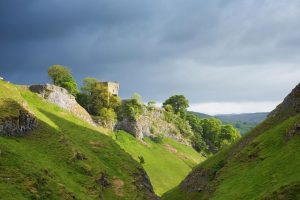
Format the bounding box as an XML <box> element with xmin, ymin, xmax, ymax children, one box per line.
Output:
<box><xmin>114</xmin><ymin>131</ymin><xmax>204</xmax><ymax>196</ymax></box>
<box><xmin>163</xmin><ymin>84</ymin><xmax>300</xmax><ymax>200</ymax></box>
<box><xmin>0</xmin><ymin>80</ymin><xmax>157</xmax><ymax>200</ymax></box>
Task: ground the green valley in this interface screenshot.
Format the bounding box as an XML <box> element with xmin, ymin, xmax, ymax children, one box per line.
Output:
<box><xmin>114</xmin><ymin>131</ymin><xmax>204</xmax><ymax>196</ymax></box>
<box><xmin>2</xmin><ymin>2</ymin><xmax>300</xmax><ymax>199</ymax></box>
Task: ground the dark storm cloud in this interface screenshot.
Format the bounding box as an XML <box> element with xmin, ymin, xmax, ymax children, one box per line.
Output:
<box><xmin>1</xmin><ymin>0</ymin><xmax>300</xmax><ymax>106</ymax></box>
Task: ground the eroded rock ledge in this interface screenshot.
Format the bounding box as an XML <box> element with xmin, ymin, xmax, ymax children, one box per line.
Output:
<box><xmin>0</xmin><ymin>109</ymin><xmax>37</xmax><ymax>136</ymax></box>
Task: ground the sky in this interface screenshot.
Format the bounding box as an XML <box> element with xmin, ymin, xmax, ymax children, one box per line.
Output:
<box><xmin>1</xmin><ymin>0</ymin><xmax>300</xmax><ymax>115</ymax></box>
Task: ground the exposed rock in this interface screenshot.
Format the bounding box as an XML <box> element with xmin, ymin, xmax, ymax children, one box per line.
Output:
<box><xmin>264</xmin><ymin>182</ymin><xmax>300</xmax><ymax>200</ymax></box>
<box><xmin>93</xmin><ymin>116</ymin><xmax>116</xmax><ymax>131</ymax></box>
<box><xmin>286</xmin><ymin>123</ymin><xmax>300</xmax><ymax>140</ymax></box>
<box><xmin>74</xmin><ymin>152</ymin><xmax>87</xmax><ymax>160</ymax></box>
<box><xmin>96</xmin><ymin>172</ymin><xmax>111</xmax><ymax>188</ymax></box>
<box><xmin>180</xmin><ymin>159</ymin><xmax>226</xmax><ymax>194</ymax></box>
<box><xmin>29</xmin><ymin>84</ymin><xmax>94</xmax><ymax>125</ymax></box>
<box><xmin>204</xmin><ymin>139</ymin><xmax>218</xmax><ymax>154</ymax></box>
<box><xmin>133</xmin><ymin>167</ymin><xmax>159</xmax><ymax>200</ymax></box>
<box><xmin>268</xmin><ymin>83</ymin><xmax>300</xmax><ymax>120</ymax></box>
<box><xmin>116</xmin><ymin>107</ymin><xmax>187</xmax><ymax>144</ymax></box>
<box><xmin>0</xmin><ymin>109</ymin><xmax>37</xmax><ymax>136</ymax></box>
<box><xmin>180</xmin><ymin>168</ymin><xmax>211</xmax><ymax>193</ymax></box>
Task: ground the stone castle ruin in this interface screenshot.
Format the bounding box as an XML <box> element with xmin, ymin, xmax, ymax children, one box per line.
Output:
<box><xmin>98</xmin><ymin>81</ymin><xmax>119</xmax><ymax>96</ymax></box>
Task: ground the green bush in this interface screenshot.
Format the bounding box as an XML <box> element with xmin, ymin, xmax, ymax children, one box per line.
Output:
<box><xmin>163</xmin><ymin>110</ymin><xmax>192</xmax><ymax>138</ymax></box>
<box><xmin>138</xmin><ymin>156</ymin><xmax>145</xmax><ymax>164</ymax></box>
<box><xmin>176</xmin><ymin>118</ymin><xmax>193</xmax><ymax>138</ymax></box>
<box><xmin>151</xmin><ymin>134</ymin><xmax>164</xmax><ymax>143</ymax></box>
<box><xmin>117</xmin><ymin>98</ymin><xmax>144</xmax><ymax>121</ymax></box>
<box><xmin>95</xmin><ymin>108</ymin><xmax>117</xmax><ymax>129</ymax></box>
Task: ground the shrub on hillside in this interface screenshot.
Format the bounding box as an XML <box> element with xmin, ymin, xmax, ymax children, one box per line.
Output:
<box><xmin>117</xmin><ymin>98</ymin><xmax>144</xmax><ymax>121</ymax></box>
<box><xmin>150</xmin><ymin>134</ymin><xmax>164</xmax><ymax>143</ymax></box>
<box><xmin>138</xmin><ymin>156</ymin><xmax>145</xmax><ymax>164</ymax></box>
<box><xmin>163</xmin><ymin>109</ymin><xmax>193</xmax><ymax>138</ymax></box>
<box><xmin>94</xmin><ymin>108</ymin><xmax>117</xmax><ymax>130</ymax></box>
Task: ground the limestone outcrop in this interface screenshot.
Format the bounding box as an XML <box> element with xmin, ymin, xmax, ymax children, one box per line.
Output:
<box><xmin>268</xmin><ymin>83</ymin><xmax>300</xmax><ymax>120</ymax></box>
<box><xmin>116</xmin><ymin>107</ymin><xmax>188</xmax><ymax>144</ymax></box>
<box><xmin>0</xmin><ymin>108</ymin><xmax>37</xmax><ymax>136</ymax></box>
<box><xmin>133</xmin><ymin>167</ymin><xmax>159</xmax><ymax>200</ymax></box>
<box><xmin>29</xmin><ymin>84</ymin><xmax>95</xmax><ymax>125</ymax></box>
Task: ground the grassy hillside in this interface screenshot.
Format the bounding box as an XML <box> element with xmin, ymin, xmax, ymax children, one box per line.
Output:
<box><xmin>0</xmin><ymin>80</ymin><xmax>157</xmax><ymax>200</ymax></box>
<box><xmin>114</xmin><ymin>131</ymin><xmax>204</xmax><ymax>196</ymax></box>
<box><xmin>162</xmin><ymin>84</ymin><xmax>300</xmax><ymax>200</ymax></box>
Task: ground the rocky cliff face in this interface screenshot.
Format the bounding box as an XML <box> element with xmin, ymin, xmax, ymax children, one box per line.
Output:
<box><xmin>268</xmin><ymin>83</ymin><xmax>300</xmax><ymax>121</ymax></box>
<box><xmin>0</xmin><ymin>104</ymin><xmax>37</xmax><ymax>136</ymax></box>
<box><xmin>116</xmin><ymin>107</ymin><xmax>188</xmax><ymax>144</ymax></box>
<box><xmin>133</xmin><ymin>167</ymin><xmax>159</xmax><ymax>200</ymax></box>
<box><xmin>29</xmin><ymin>84</ymin><xmax>95</xmax><ymax>125</ymax></box>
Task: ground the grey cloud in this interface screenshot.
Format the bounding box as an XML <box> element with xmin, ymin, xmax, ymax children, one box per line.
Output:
<box><xmin>0</xmin><ymin>0</ymin><xmax>300</xmax><ymax>104</ymax></box>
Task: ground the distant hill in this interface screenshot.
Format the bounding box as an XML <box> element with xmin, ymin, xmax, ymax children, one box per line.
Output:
<box><xmin>215</xmin><ymin>112</ymin><xmax>269</xmax><ymax>124</ymax></box>
<box><xmin>215</xmin><ymin>112</ymin><xmax>268</xmax><ymax>134</ymax></box>
<box><xmin>189</xmin><ymin>111</ymin><xmax>212</xmax><ymax>119</ymax></box>
<box><xmin>190</xmin><ymin>112</ymin><xmax>268</xmax><ymax>135</ymax></box>
<box><xmin>163</xmin><ymin>83</ymin><xmax>300</xmax><ymax>200</ymax></box>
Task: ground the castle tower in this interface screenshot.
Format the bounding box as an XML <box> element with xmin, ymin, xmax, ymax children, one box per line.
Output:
<box><xmin>99</xmin><ymin>81</ymin><xmax>119</xmax><ymax>96</ymax></box>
